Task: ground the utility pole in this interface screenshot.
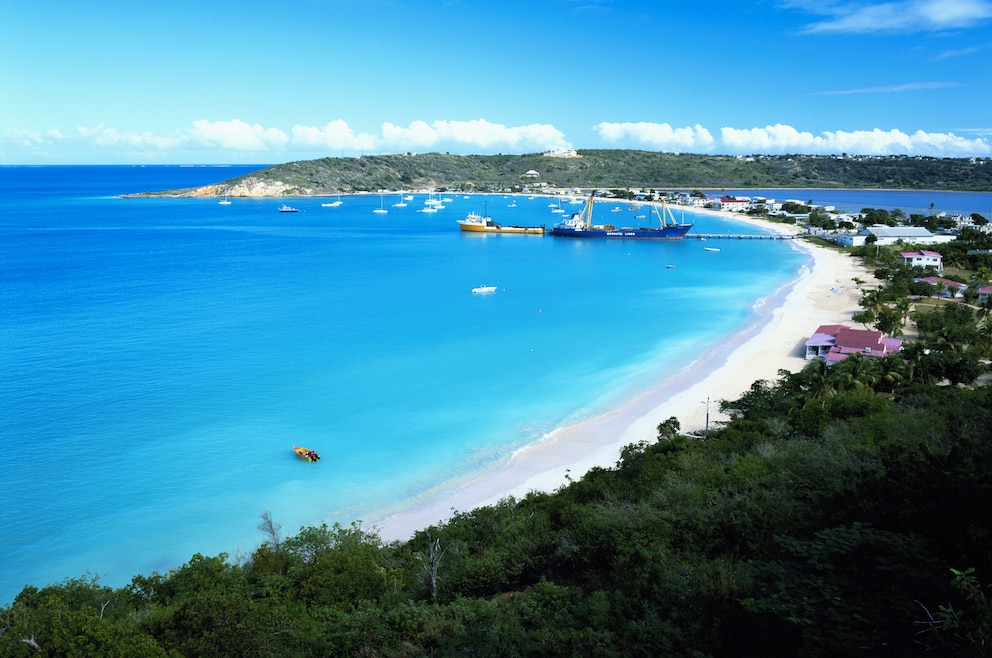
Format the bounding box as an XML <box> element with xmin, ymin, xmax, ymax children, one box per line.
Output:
<box><xmin>704</xmin><ymin>397</ymin><xmax>710</xmax><ymax>437</ymax></box>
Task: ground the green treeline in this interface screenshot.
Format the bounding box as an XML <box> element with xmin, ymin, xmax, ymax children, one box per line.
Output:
<box><xmin>163</xmin><ymin>151</ymin><xmax>992</xmax><ymax>196</ymax></box>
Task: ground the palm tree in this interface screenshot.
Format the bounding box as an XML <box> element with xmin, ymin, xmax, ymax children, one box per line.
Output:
<box><xmin>832</xmin><ymin>353</ymin><xmax>878</xmax><ymax>392</ymax></box>
<box><xmin>874</xmin><ymin>355</ymin><xmax>908</xmax><ymax>393</ymax></box>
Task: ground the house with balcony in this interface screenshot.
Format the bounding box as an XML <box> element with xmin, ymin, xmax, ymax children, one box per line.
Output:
<box><xmin>805</xmin><ymin>324</ymin><xmax>902</xmax><ymax>363</ymax></box>
<box><xmin>901</xmin><ymin>250</ymin><xmax>943</xmax><ymax>271</ymax></box>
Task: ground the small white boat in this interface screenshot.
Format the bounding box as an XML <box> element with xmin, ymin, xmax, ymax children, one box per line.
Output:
<box><xmin>373</xmin><ymin>195</ymin><xmax>388</xmax><ymax>214</ymax></box>
<box><xmin>322</xmin><ymin>194</ymin><xmax>343</xmax><ymax>207</ymax></box>
<box><xmin>472</xmin><ymin>285</ymin><xmax>497</xmax><ymax>294</ymax></box>
<box><xmin>278</xmin><ymin>204</ymin><xmax>299</xmax><ymax>213</ymax></box>
<box><xmin>218</xmin><ymin>192</ymin><xmax>231</xmax><ymax>205</ymax></box>
<box><xmin>704</xmin><ymin>247</ymin><xmax>721</xmax><ymax>252</ymax></box>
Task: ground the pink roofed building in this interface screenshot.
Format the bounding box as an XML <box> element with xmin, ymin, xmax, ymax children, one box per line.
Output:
<box><xmin>979</xmin><ymin>285</ymin><xmax>992</xmax><ymax>303</ymax></box>
<box><xmin>805</xmin><ymin>324</ymin><xmax>903</xmax><ymax>363</ymax></box>
<box><xmin>901</xmin><ymin>250</ymin><xmax>942</xmax><ymax>271</ymax></box>
<box><xmin>920</xmin><ymin>276</ymin><xmax>968</xmax><ymax>297</ymax></box>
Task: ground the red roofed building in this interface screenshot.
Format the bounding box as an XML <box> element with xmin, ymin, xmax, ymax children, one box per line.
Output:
<box><xmin>717</xmin><ymin>196</ymin><xmax>749</xmax><ymax>212</ymax></box>
<box><xmin>805</xmin><ymin>324</ymin><xmax>903</xmax><ymax>363</ymax></box>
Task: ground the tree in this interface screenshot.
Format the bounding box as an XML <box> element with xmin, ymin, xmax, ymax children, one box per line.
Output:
<box><xmin>416</xmin><ymin>531</ymin><xmax>448</xmax><ymax>603</ymax></box>
<box><xmin>656</xmin><ymin>416</ymin><xmax>681</xmax><ymax>440</ymax></box>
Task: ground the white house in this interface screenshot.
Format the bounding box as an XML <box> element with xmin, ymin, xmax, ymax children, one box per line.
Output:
<box><xmin>716</xmin><ymin>196</ymin><xmax>749</xmax><ymax>212</ymax></box>
<box><xmin>901</xmin><ymin>250</ymin><xmax>943</xmax><ymax>271</ymax></box>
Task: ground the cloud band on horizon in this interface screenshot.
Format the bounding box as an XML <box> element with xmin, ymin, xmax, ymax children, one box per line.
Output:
<box><xmin>4</xmin><ymin>117</ymin><xmax>991</xmax><ymax>161</ymax></box>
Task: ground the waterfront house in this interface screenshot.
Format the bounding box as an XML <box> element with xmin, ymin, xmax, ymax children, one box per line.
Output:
<box><xmin>919</xmin><ymin>276</ymin><xmax>968</xmax><ymax>297</ymax></box>
<box><xmin>716</xmin><ymin>196</ymin><xmax>750</xmax><ymax>212</ymax></box>
<box><xmin>805</xmin><ymin>324</ymin><xmax>902</xmax><ymax>363</ymax></box>
<box><xmin>901</xmin><ymin>250</ymin><xmax>943</xmax><ymax>271</ymax></box>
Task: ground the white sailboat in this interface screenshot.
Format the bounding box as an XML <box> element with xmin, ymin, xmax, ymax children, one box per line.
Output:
<box><xmin>392</xmin><ymin>193</ymin><xmax>407</xmax><ymax>208</ymax></box>
<box><xmin>373</xmin><ymin>195</ymin><xmax>388</xmax><ymax>214</ymax></box>
<box><xmin>322</xmin><ymin>194</ymin><xmax>343</xmax><ymax>207</ymax></box>
<box><xmin>218</xmin><ymin>191</ymin><xmax>231</xmax><ymax>205</ymax></box>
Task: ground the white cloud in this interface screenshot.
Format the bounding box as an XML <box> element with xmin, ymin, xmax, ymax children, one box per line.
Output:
<box><xmin>189</xmin><ymin>119</ymin><xmax>288</xmax><ymax>150</ymax></box>
<box><xmin>291</xmin><ymin>120</ymin><xmax>379</xmax><ymax>151</ymax></box>
<box><xmin>720</xmin><ymin>124</ymin><xmax>991</xmax><ymax>155</ymax></box>
<box><xmin>812</xmin><ymin>81</ymin><xmax>961</xmax><ymax>95</ymax></box>
<box><xmin>78</xmin><ymin>123</ymin><xmax>181</xmax><ymax>150</ymax></box>
<box><xmin>593</xmin><ymin>122</ymin><xmax>715</xmax><ymax>151</ymax></box>
<box><xmin>798</xmin><ymin>0</ymin><xmax>992</xmax><ymax>33</ymax></box>
<box><xmin>289</xmin><ymin>118</ymin><xmax>567</xmax><ymax>153</ymax></box>
<box><xmin>5</xmin><ymin>128</ymin><xmax>63</xmax><ymax>146</ymax></box>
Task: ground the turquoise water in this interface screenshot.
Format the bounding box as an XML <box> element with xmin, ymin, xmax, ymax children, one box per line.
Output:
<box><xmin>12</xmin><ymin>167</ymin><xmax>986</xmax><ymax>602</ymax></box>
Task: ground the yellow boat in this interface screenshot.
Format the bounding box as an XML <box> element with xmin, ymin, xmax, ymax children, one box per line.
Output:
<box><xmin>457</xmin><ymin>212</ymin><xmax>543</xmax><ymax>234</ymax></box>
<box><xmin>293</xmin><ymin>445</ymin><xmax>320</xmax><ymax>462</ymax></box>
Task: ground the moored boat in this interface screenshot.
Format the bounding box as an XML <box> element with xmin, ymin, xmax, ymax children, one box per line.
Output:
<box><xmin>549</xmin><ymin>194</ymin><xmax>692</xmax><ymax>240</ymax></box>
<box><xmin>278</xmin><ymin>204</ymin><xmax>299</xmax><ymax>213</ymax></box>
<box><xmin>293</xmin><ymin>445</ymin><xmax>320</xmax><ymax>462</ymax></box>
<box><xmin>471</xmin><ymin>285</ymin><xmax>497</xmax><ymax>294</ymax></box>
<box><xmin>457</xmin><ymin>211</ymin><xmax>544</xmax><ymax>235</ymax></box>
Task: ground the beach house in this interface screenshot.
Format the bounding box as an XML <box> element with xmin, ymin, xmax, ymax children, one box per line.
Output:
<box><xmin>919</xmin><ymin>276</ymin><xmax>968</xmax><ymax>298</ymax></box>
<box><xmin>901</xmin><ymin>250</ymin><xmax>943</xmax><ymax>271</ymax></box>
<box><xmin>716</xmin><ymin>196</ymin><xmax>749</xmax><ymax>212</ymax></box>
<box><xmin>805</xmin><ymin>324</ymin><xmax>903</xmax><ymax>363</ymax></box>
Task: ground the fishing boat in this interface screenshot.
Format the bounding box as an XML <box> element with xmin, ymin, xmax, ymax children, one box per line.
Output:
<box><xmin>549</xmin><ymin>194</ymin><xmax>692</xmax><ymax>240</ymax></box>
<box><xmin>471</xmin><ymin>285</ymin><xmax>497</xmax><ymax>294</ymax></box>
<box><xmin>293</xmin><ymin>445</ymin><xmax>320</xmax><ymax>462</ymax></box>
<box><xmin>278</xmin><ymin>204</ymin><xmax>299</xmax><ymax>213</ymax></box>
<box><xmin>457</xmin><ymin>209</ymin><xmax>544</xmax><ymax>234</ymax></box>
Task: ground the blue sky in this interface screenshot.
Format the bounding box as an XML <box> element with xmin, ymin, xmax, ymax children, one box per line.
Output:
<box><xmin>2</xmin><ymin>0</ymin><xmax>991</xmax><ymax>163</ymax></box>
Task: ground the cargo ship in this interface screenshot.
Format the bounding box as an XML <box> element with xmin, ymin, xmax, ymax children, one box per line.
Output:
<box><xmin>549</xmin><ymin>194</ymin><xmax>692</xmax><ymax>240</ymax></box>
<box><xmin>457</xmin><ymin>211</ymin><xmax>544</xmax><ymax>235</ymax></box>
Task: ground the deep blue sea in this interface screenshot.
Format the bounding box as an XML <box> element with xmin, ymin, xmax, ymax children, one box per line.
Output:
<box><xmin>3</xmin><ymin>167</ymin><xmax>991</xmax><ymax>602</ymax></box>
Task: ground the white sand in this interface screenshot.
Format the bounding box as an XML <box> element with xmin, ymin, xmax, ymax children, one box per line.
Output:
<box><xmin>372</xmin><ymin>209</ymin><xmax>872</xmax><ymax>541</ymax></box>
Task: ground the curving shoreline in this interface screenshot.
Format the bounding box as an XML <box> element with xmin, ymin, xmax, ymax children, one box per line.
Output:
<box><xmin>371</xmin><ymin>210</ymin><xmax>874</xmax><ymax>541</ymax></box>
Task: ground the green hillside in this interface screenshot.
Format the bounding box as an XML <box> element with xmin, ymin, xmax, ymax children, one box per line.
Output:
<box><xmin>138</xmin><ymin>150</ymin><xmax>992</xmax><ymax>197</ymax></box>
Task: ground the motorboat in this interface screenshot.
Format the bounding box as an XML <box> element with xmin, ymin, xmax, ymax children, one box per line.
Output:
<box><xmin>293</xmin><ymin>445</ymin><xmax>320</xmax><ymax>462</ymax></box>
<box><xmin>471</xmin><ymin>285</ymin><xmax>497</xmax><ymax>294</ymax></box>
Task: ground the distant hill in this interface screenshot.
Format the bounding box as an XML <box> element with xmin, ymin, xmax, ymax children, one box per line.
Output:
<box><xmin>126</xmin><ymin>150</ymin><xmax>992</xmax><ymax>197</ymax></box>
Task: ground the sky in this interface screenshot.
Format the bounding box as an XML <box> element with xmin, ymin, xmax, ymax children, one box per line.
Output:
<box><xmin>2</xmin><ymin>0</ymin><xmax>991</xmax><ymax>164</ymax></box>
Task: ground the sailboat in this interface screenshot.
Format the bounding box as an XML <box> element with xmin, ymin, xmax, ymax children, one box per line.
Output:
<box><xmin>392</xmin><ymin>193</ymin><xmax>408</xmax><ymax>208</ymax></box>
<box><xmin>321</xmin><ymin>194</ymin><xmax>343</xmax><ymax>207</ymax></box>
<box><xmin>218</xmin><ymin>191</ymin><xmax>231</xmax><ymax>205</ymax></box>
<box><xmin>373</xmin><ymin>195</ymin><xmax>388</xmax><ymax>214</ymax></box>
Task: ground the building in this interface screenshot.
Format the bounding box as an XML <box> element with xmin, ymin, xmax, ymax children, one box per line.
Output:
<box><xmin>805</xmin><ymin>324</ymin><xmax>902</xmax><ymax>363</ymax></box>
<box><xmin>978</xmin><ymin>285</ymin><xmax>992</xmax><ymax>303</ymax></box>
<box><xmin>716</xmin><ymin>196</ymin><xmax>749</xmax><ymax>212</ymax></box>
<box><xmin>860</xmin><ymin>225</ymin><xmax>956</xmax><ymax>246</ymax></box>
<box><xmin>901</xmin><ymin>250</ymin><xmax>943</xmax><ymax>270</ymax></box>
<box><xmin>919</xmin><ymin>276</ymin><xmax>968</xmax><ymax>297</ymax></box>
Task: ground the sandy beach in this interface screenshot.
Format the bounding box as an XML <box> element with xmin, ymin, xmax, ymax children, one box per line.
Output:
<box><xmin>373</xmin><ymin>208</ymin><xmax>873</xmax><ymax>541</ymax></box>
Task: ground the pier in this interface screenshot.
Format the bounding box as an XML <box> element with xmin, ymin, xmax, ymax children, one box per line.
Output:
<box><xmin>687</xmin><ymin>233</ymin><xmax>797</xmax><ymax>240</ymax></box>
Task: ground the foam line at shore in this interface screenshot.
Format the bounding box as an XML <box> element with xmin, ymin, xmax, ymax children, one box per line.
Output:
<box><xmin>371</xmin><ymin>210</ymin><xmax>871</xmax><ymax>541</ymax></box>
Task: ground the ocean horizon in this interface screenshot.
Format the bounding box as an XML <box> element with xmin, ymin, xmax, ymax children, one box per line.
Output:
<box><xmin>3</xmin><ymin>166</ymin><xmax>991</xmax><ymax>602</ymax></box>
